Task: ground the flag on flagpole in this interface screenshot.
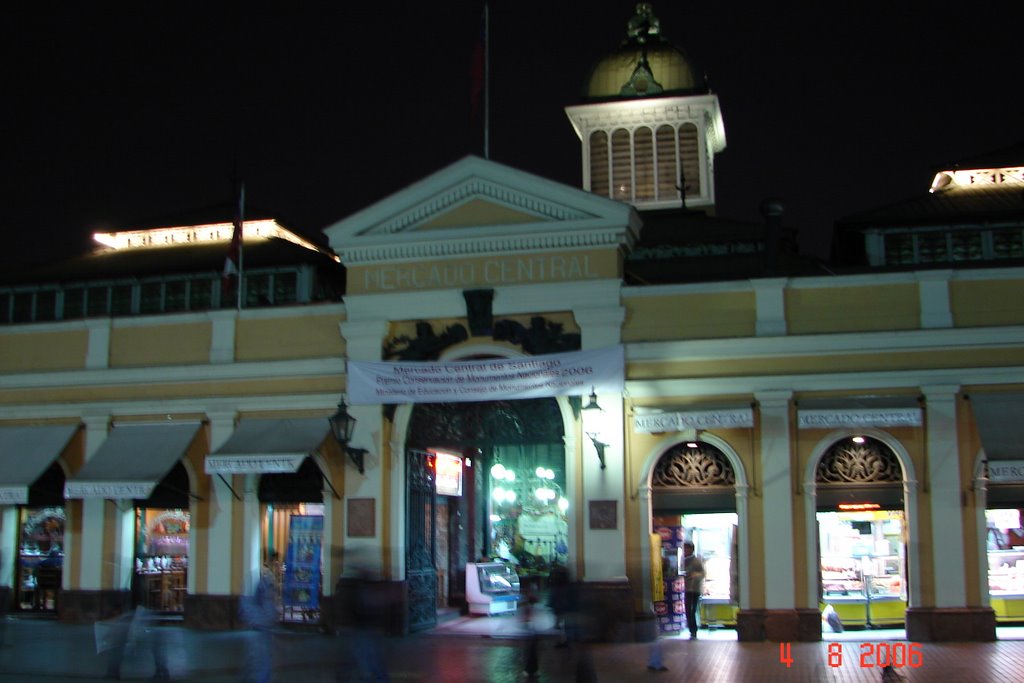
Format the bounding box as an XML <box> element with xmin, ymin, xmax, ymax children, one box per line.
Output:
<box><xmin>223</xmin><ymin>184</ymin><xmax>244</xmax><ymax>309</ymax></box>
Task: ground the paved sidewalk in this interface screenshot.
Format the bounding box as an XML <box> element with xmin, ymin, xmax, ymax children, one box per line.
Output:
<box><xmin>2</xmin><ymin>616</ymin><xmax>1023</xmax><ymax>682</ymax></box>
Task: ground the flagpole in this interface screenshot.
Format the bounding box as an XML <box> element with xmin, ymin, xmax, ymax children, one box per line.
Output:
<box><xmin>236</xmin><ymin>183</ymin><xmax>245</xmax><ymax>311</ymax></box>
<box><xmin>483</xmin><ymin>2</ymin><xmax>490</xmax><ymax>160</ymax></box>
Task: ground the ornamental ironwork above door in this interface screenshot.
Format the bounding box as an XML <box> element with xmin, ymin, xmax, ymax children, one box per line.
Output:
<box><xmin>816</xmin><ymin>437</ymin><xmax>903</xmax><ymax>485</ymax></box>
<box><xmin>653</xmin><ymin>442</ymin><xmax>736</xmax><ymax>488</ymax></box>
<box><xmin>408</xmin><ymin>398</ymin><xmax>563</xmax><ymax>449</ymax></box>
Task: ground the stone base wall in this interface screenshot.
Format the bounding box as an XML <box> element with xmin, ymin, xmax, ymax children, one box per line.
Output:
<box><xmin>905</xmin><ymin>607</ymin><xmax>996</xmax><ymax>642</ymax></box>
<box><xmin>332</xmin><ymin>578</ymin><xmax>407</xmax><ymax>636</ymax></box>
<box><xmin>183</xmin><ymin>594</ymin><xmax>242</xmax><ymax>630</ymax></box>
<box><xmin>736</xmin><ymin>608</ymin><xmax>821</xmax><ymax>642</ymax></box>
<box><xmin>58</xmin><ymin>590</ymin><xmax>131</xmax><ymax>623</ymax></box>
<box><xmin>577</xmin><ymin>581</ymin><xmax>635</xmax><ymax>642</ymax></box>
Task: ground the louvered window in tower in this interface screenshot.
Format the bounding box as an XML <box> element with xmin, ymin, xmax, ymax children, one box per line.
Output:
<box><xmin>656</xmin><ymin>125</ymin><xmax>677</xmax><ymax>200</ymax></box>
<box><xmin>634</xmin><ymin>127</ymin><xmax>655</xmax><ymax>201</ymax></box>
<box><xmin>678</xmin><ymin>123</ymin><xmax>700</xmax><ymax>198</ymax></box>
<box><xmin>611</xmin><ymin>128</ymin><xmax>632</xmax><ymax>201</ymax></box>
<box><xmin>589</xmin><ymin>131</ymin><xmax>609</xmax><ymax>198</ymax></box>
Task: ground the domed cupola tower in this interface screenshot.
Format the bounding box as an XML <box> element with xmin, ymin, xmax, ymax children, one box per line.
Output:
<box><xmin>565</xmin><ymin>3</ymin><xmax>726</xmax><ymax>212</ymax></box>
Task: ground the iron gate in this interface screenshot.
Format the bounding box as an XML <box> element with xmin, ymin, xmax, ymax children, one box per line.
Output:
<box><xmin>406</xmin><ymin>448</ymin><xmax>437</xmax><ymax>631</ymax></box>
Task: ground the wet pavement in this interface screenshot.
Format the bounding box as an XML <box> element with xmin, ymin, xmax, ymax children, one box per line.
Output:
<box><xmin>2</xmin><ymin>615</ymin><xmax>1024</xmax><ymax>682</ymax></box>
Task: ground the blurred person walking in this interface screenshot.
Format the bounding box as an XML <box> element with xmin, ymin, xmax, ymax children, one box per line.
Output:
<box><xmin>240</xmin><ymin>567</ymin><xmax>279</xmax><ymax>683</ymax></box>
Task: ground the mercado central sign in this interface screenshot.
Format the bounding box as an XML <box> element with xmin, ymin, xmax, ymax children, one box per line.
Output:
<box><xmin>348</xmin><ymin>250</ymin><xmax>618</xmax><ymax>294</ymax></box>
<box><xmin>348</xmin><ymin>346</ymin><xmax>624</xmax><ymax>405</ymax></box>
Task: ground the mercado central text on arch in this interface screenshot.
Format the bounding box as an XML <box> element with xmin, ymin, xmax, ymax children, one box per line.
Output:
<box><xmin>355</xmin><ymin>252</ymin><xmax>611</xmax><ymax>292</ymax></box>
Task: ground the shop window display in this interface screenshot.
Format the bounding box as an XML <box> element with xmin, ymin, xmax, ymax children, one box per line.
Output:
<box><xmin>17</xmin><ymin>507</ymin><xmax>65</xmax><ymax>611</ymax></box>
<box><xmin>818</xmin><ymin>510</ymin><xmax>907</xmax><ymax>628</ymax></box>
<box><xmin>985</xmin><ymin>508</ymin><xmax>1024</xmax><ymax>621</ymax></box>
<box><xmin>487</xmin><ymin>445</ymin><xmax>568</xmax><ymax>581</ymax></box>
<box><xmin>134</xmin><ymin>508</ymin><xmax>189</xmax><ymax>612</ymax></box>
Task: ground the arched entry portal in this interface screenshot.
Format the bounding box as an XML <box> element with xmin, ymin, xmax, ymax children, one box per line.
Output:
<box><xmin>805</xmin><ymin>432</ymin><xmax>918</xmax><ymax>635</ymax></box>
<box><xmin>649</xmin><ymin>438</ymin><xmax>741</xmax><ymax>636</ymax></box>
<box><xmin>405</xmin><ymin>397</ymin><xmax>566</xmax><ymax>632</ymax></box>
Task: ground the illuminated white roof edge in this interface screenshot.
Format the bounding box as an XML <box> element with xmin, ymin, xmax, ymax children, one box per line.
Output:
<box><xmin>92</xmin><ymin>219</ymin><xmax>337</xmax><ymax>260</ymax></box>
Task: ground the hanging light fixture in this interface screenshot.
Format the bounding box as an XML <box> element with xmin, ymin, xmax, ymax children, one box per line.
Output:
<box><xmin>327</xmin><ymin>398</ymin><xmax>367</xmax><ymax>474</ymax></box>
<box><xmin>581</xmin><ymin>386</ymin><xmax>602</xmax><ymax>412</ymax></box>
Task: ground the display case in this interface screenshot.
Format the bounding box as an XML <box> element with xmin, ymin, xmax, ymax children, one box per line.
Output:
<box><xmin>820</xmin><ymin>555</ymin><xmax>906</xmax><ymax>627</ymax></box>
<box><xmin>821</xmin><ymin>557</ymin><xmax>864</xmax><ymax>597</ymax></box>
<box><xmin>989</xmin><ymin>549</ymin><xmax>1024</xmax><ymax>622</ymax></box>
<box><xmin>465</xmin><ymin>562</ymin><xmax>520</xmax><ymax>615</ymax></box>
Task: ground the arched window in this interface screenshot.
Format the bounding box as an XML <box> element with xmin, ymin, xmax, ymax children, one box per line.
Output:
<box><xmin>589</xmin><ymin>131</ymin><xmax>609</xmax><ymax>197</ymax></box>
<box><xmin>653</xmin><ymin>442</ymin><xmax>736</xmax><ymax>488</ymax></box>
<box><xmin>816</xmin><ymin>437</ymin><xmax>903</xmax><ymax>485</ymax></box>
<box><xmin>656</xmin><ymin>124</ymin><xmax>678</xmax><ymax>200</ymax></box>
<box><xmin>634</xmin><ymin>126</ymin><xmax>655</xmax><ymax>201</ymax></box>
<box><xmin>678</xmin><ymin>123</ymin><xmax>700</xmax><ymax>198</ymax></box>
<box><xmin>611</xmin><ymin>128</ymin><xmax>632</xmax><ymax>201</ymax></box>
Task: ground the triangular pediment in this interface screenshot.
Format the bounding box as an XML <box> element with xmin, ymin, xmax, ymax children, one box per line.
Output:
<box><xmin>324</xmin><ymin>156</ymin><xmax>640</xmax><ymax>266</ymax></box>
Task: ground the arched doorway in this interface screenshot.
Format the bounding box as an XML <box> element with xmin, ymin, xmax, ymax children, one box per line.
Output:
<box><xmin>405</xmin><ymin>397</ymin><xmax>566</xmax><ymax>632</ymax></box>
<box><xmin>810</xmin><ymin>434</ymin><xmax>913</xmax><ymax>635</ymax></box>
<box><xmin>650</xmin><ymin>438</ymin><xmax>741</xmax><ymax>636</ymax></box>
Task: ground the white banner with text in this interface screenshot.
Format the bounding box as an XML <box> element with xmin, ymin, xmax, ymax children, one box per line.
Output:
<box><xmin>347</xmin><ymin>346</ymin><xmax>624</xmax><ymax>405</ymax></box>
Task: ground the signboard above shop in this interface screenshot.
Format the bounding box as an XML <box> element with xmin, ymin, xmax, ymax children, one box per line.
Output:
<box><xmin>633</xmin><ymin>408</ymin><xmax>754</xmax><ymax>433</ymax></box>
<box><xmin>797</xmin><ymin>408</ymin><xmax>922</xmax><ymax>429</ymax></box>
<box><xmin>988</xmin><ymin>460</ymin><xmax>1024</xmax><ymax>483</ymax></box>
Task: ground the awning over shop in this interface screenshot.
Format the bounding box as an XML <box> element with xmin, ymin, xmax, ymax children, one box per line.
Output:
<box><xmin>205</xmin><ymin>417</ymin><xmax>330</xmax><ymax>474</ymax></box>
<box><xmin>972</xmin><ymin>393</ymin><xmax>1024</xmax><ymax>461</ymax></box>
<box><xmin>0</xmin><ymin>424</ymin><xmax>79</xmax><ymax>504</ymax></box>
<box><xmin>64</xmin><ymin>422</ymin><xmax>202</xmax><ymax>499</ymax></box>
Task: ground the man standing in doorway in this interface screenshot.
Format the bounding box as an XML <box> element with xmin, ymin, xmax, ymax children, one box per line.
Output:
<box><xmin>681</xmin><ymin>541</ymin><xmax>705</xmax><ymax>640</ymax></box>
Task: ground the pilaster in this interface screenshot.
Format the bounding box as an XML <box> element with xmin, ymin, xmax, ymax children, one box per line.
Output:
<box><xmin>339</xmin><ymin>317</ymin><xmax>389</xmax><ymax>579</ymax></box>
<box><xmin>752</xmin><ymin>278</ymin><xmax>788</xmax><ymax>337</ymax></box>
<box><xmin>205</xmin><ymin>411</ymin><xmax>237</xmax><ymax>594</ymax></box>
<box><xmin>921</xmin><ymin>385</ymin><xmax>966</xmax><ymax>607</ymax></box>
<box><xmin>574</xmin><ymin>303</ymin><xmax>627</xmax><ymax>582</ymax></box>
<box><xmin>209</xmin><ymin>311</ymin><xmax>237</xmax><ymax>364</ymax></box>
<box><xmin>84</xmin><ymin>320</ymin><xmax>110</xmax><ymax>369</ymax></box>
<box><xmin>916</xmin><ymin>270</ymin><xmax>953</xmax><ymax>329</ymax></box>
<box><xmin>756</xmin><ymin>391</ymin><xmax>795</xmax><ymax>609</ymax></box>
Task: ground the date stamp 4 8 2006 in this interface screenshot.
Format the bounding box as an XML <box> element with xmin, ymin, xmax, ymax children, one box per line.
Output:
<box><xmin>779</xmin><ymin>642</ymin><xmax>923</xmax><ymax>669</ymax></box>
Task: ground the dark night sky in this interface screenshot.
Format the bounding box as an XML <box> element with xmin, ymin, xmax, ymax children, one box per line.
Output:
<box><xmin>4</xmin><ymin>2</ymin><xmax>1022</xmax><ymax>272</ymax></box>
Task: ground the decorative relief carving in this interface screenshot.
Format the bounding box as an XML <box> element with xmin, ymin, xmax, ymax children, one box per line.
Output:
<box><xmin>652</xmin><ymin>443</ymin><xmax>735</xmax><ymax>488</ymax></box>
<box><xmin>384</xmin><ymin>315</ymin><xmax>579</xmax><ymax>361</ymax></box>
<box><xmin>816</xmin><ymin>438</ymin><xmax>903</xmax><ymax>484</ymax></box>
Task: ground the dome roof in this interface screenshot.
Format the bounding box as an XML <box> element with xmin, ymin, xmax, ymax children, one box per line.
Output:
<box><xmin>583</xmin><ymin>4</ymin><xmax>706</xmax><ymax>100</ymax></box>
